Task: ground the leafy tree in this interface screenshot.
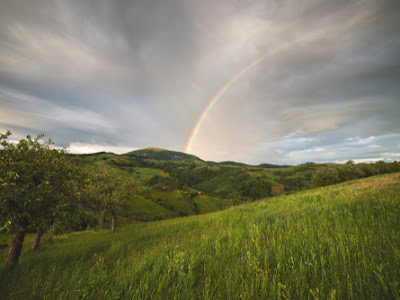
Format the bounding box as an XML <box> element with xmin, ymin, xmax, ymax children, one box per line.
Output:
<box><xmin>82</xmin><ymin>165</ymin><xmax>133</xmax><ymax>231</ymax></box>
<box><xmin>374</xmin><ymin>161</ymin><xmax>390</xmax><ymax>174</ymax></box>
<box><xmin>337</xmin><ymin>160</ymin><xmax>365</xmax><ymax>182</ymax></box>
<box><xmin>239</xmin><ymin>176</ymin><xmax>272</xmax><ymax>200</ymax></box>
<box><xmin>283</xmin><ymin>177</ymin><xmax>303</xmax><ymax>191</ymax></box>
<box><xmin>311</xmin><ymin>167</ymin><xmax>341</xmax><ymax>187</ymax></box>
<box><xmin>389</xmin><ymin>161</ymin><xmax>400</xmax><ymax>173</ymax></box>
<box><xmin>0</xmin><ymin>131</ymin><xmax>80</xmax><ymax>264</ymax></box>
<box><xmin>357</xmin><ymin>163</ymin><xmax>378</xmax><ymax>177</ymax></box>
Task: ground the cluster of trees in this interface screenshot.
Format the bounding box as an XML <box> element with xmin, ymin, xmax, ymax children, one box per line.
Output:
<box><xmin>144</xmin><ymin>164</ymin><xmax>273</xmax><ymax>201</ymax></box>
<box><xmin>238</xmin><ymin>176</ymin><xmax>272</xmax><ymax>200</ymax></box>
<box><xmin>312</xmin><ymin>160</ymin><xmax>400</xmax><ymax>187</ymax></box>
<box><xmin>273</xmin><ymin>163</ymin><xmax>318</xmax><ymax>191</ymax></box>
<box><xmin>0</xmin><ymin>132</ymin><xmax>135</xmax><ymax>265</ymax></box>
<box><xmin>146</xmin><ymin>174</ymin><xmax>183</xmax><ymax>190</ymax></box>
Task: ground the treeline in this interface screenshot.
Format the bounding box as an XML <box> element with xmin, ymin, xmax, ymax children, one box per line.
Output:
<box><xmin>146</xmin><ymin>165</ymin><xmax>272</xmax><ymax>201</ymax></box>
<box><xmin>0</xmin><ymin>131</ymin><xmax>135</xmax><ymax>265</ymax></box>
<box><xmin>273</xmin><ymin>162</ymin><xmax>318</xmax><ymax>191</ymax></box>
<box><xmin>311</xmin><ymin>160</ymin><xmax>400</xmax><ymax>187</ymax></box>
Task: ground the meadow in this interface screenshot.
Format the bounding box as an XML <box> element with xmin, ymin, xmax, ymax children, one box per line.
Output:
<box><xmin>1</xmin><ymin>173</ymin><xmax>399</xmax><ymax>299</ymax></box>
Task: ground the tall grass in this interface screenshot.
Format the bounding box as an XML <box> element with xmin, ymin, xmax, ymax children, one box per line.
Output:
<box><xmin>1</xmin><ymin>173</ymin><xmax>400</xmax><ymax>299</ymax></box>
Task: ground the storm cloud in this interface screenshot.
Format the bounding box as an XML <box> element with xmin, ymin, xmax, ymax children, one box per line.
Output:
<box><xmin>0</xmin><ymin>0</ymin><xmax>399</xmax><ymax>164</ymax></box>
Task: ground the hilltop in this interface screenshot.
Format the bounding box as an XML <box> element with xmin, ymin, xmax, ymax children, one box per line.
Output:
<box><xmin>125</xmin><ymin>148</ymin><xmax>201</xmax><ymax>161</ymax></box>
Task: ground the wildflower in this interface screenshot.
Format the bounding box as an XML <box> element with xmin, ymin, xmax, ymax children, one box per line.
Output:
<box><xmin>305</xmin><ymin>261</ymin><xmax>308</xmax><ymax>264</ymax></box>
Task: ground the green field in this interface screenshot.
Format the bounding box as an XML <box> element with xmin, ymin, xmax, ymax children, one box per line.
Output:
<box><xmin>1</xmin><ymin>173</ymin><xmax>399</xmax><ymax>299</ymax></box>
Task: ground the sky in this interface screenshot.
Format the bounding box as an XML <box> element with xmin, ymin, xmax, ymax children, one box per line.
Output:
<box><xmin>0</xmin><ymin>0</ymin><xmax>400</xmax><ymax>165</ymax></box>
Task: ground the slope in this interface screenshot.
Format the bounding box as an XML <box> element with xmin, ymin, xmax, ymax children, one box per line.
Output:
<box><xmin>1</xmin><ymin>173</ymin><xmax>399</xmax><ymax>299</ymax></box>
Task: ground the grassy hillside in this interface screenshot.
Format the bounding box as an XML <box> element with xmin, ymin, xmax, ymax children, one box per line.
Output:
<box><xmin>69</xmin><ymin>151</ymin><xmax>400</xmax><ymax>227</ymax></box>
<box><xmin>1</xmin><ymin>173</ymin><xmax>399</xmax><ymax>299</ymax></box>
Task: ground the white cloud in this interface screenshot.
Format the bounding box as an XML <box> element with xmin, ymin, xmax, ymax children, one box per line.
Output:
<box><xmin>351</xmin><ymin>136</ymin><xmax>375</xmax><ymax>145</ymax></box>
<box><xmin>382</xmin><ymin>152</ymin><xmax>400</xmax><ymax>157</ymax></box>
<box><xmin>335</xmin><ymin>158</ymin><xmax>384</xmax><ymax>164</ymax></box>
<box><xmin>67</xmin><ymin>143</ymin><xmax>136</xmax><ymax>155</ymax></box>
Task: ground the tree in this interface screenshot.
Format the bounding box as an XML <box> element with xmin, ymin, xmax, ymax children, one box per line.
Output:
<box><xmin>311</xmin><ymin>167</ymin><xmax>341</xmax><ymax>187</ymax></box>
<box><xmin>337</xmin><ymin>160</ymin><xmax>365</xmax><ymax>182</ymax></box>
<box><xmin>283</xmin><ymin>177</ymin><xmax>303</xmax><ymax>191</ymax></box>
<box><xmin>82</xmin><ymin>165</ymin><xmax>133</xmax><ymax>232</ymax></box>
<box><xmin>374</xmin><ymin>161</ymin><xmax>390</xmax><ymax>174</ymax></box>
<box><xmin>0</xmin><ymin>131</ymin><xmax>80</xmax><ymax>264</ymax></box>
<box><xmin>239</xmin><ymin>176</ymin><xmax>272</xmax><ymax>200</ymax></box>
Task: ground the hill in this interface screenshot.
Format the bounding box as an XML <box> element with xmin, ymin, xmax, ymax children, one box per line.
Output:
<box><xmin>215</xmin><ymin>161</ymin><xmax>291</xmax><ymax>168</ymax></box>
<box><xmin>70</xmin><ymin>151</ymin><xmax>400</xmax><ymax>225</ymax></box>
<box><xmin>1</xmin><ymin>173</ymin><xmax>399</xmax><ymax>299</ymax></box>
<box><xmin>125</xmin><ymin>148</ymin><xmax>201</xmax><ymax>161</ymax></box>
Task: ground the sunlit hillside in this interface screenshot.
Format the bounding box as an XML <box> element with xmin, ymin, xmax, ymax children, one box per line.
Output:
<box><xmin>72</xmin><ymin>149</ymin><xmax>400</xmax><ymax>224</ymax></box>
<box><xmin>1</xmin><ymin>173</ymin><xmax>399</xmax><ymax>299</ymax></box>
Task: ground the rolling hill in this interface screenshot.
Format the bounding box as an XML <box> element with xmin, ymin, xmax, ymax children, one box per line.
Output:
<box><xmin>1</xmin><ymin>173</ymin><xmax>399</xmax><ymax>299</ymax></box>
<box><xmin>125</xmin><ymin>148</ymin><xmax>201</xmax><ymax>161</ymax></box>
<box><xmin>70</xmin><ymin>149</ymin><xmax>400</xmax><ymax>225</ymax></box>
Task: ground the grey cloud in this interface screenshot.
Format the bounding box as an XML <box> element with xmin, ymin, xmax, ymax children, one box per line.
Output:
<box><xmin>0</xmin><ymin>0</ymin><xmax>399</xmax><ymax>163</ymax></box>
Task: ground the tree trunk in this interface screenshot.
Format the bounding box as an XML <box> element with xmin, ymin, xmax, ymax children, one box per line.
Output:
<box><xmin>111</xmin><ymin>210</ymin><xmax>116</xmax><ymax>232</ymax></box>
<box><xmin>32</xmin><ymin>228</ymin><xmax>44</xmax><ymax>251</ymax></box>
<box><xmin>99</xmin><ymin>215</ymin><xmax>105</xmax><ymax>229</ymax></box>
<box><xmin>5</xmin><ymin>224</ymin><xmax>26</xmax><ymax>265</ymax></box>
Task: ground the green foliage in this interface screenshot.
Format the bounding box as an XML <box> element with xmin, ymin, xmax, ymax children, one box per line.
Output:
<box><xmin>146</xmin><ymin>174</ymin><xmax>182</xmax><ymax>190</ymax></box>
<box><xmin>239</xmin><ymin>176</ymin><xmax>272</xmax><ymax>199</ymax></box>
<box><xmin>312</xmin><ymin>160</ymin><xmax>400</xmax><ymax>188</ymax></box>
<box><xmin>127</xmin><ymin>148</ymin><xmax>200</xmax><ymax>161</ymax></box>
<box><xmin>312</xmin><ymin>167</ymin><xmax>341</xmax><ymax>187</ymax></box>
<box><xmin>283</xmin><ymin>177</ymin><xmax>303</xmax><ymax>191</ymax></box>
<box><xmin>337</xmin><ymin>160</ymin><xmax>365</xmax><ymax>181</ymax></box>
<box><xmin>0</xmin><ymin>131</ymin><xmax>80</xmax><ymax>233</ymax></box>
<box><xmin>81</xmin><ymin>165</ymin><xmax>136</xmax><ymax>227</ymax></box>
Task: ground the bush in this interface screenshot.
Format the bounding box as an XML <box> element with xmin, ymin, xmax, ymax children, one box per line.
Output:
<box><xmin>312</xmin><ymin>167</ymin><xmax>341</xmax><ymax>187</ymax></box>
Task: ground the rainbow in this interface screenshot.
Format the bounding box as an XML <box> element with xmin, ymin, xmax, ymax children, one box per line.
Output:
<box><xmin>184</xmin><ymin>12</ymin><xmax>400</xmax><ymax>154</ymax></box>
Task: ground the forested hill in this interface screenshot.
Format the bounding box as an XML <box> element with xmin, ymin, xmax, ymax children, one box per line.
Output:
<box><xmin>215</xmin><ymin>161</ymin><xmax>292</xmax><ymax>168</ymax></box>
<box><xmin>125</xmin><ymin>148</ymin><xmax>201</xmax><ymax>161</ymax></box>
<box><xmin>71</xmin><ymin>148</ymin><xmax>400</xmax><ymax>224</ymax></box>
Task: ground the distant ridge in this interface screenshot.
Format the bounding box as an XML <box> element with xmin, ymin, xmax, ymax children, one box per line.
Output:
<box><xmin>125</xmin><ymin>148</ymin><xmax>201</xmax><ymax>161</ymax></box>
<box><xmin>216</xmin><ymin>161</ymin><xmax>292</xmax><ymax>168</ymax></box>
<box><xmin>72</xmin><ymin>147</ymin><xmax>290</xmax><ymax>167</ymax></box>
<box><xmin>257</xmin><ymin>163</ymin><xmax>292</xmax><ymax>169</ymax></box>
<box><xmin>216</xmin><ymin>161</ymin><xmax>251</xmax><ymax>167</ymax></box>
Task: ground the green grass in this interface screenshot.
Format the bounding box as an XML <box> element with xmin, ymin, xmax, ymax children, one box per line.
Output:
<box><xmin>119</xmin><ymin>195</ymin><xmax>176</xmax><ymax>221</ymax></box>
<box><xmin>151</xmin><ymin>191</ymin><xmax>194</xmax><ymax>214</ymax></box>
<box><xmin>194</xmin><ymin>195</ymin><xmax>233</xmax><ymax>213</ymax></box>
<box><xmin>1</xmin><ymin>173</ymin><xmax>400</xmax><ymax>299</ymax></box>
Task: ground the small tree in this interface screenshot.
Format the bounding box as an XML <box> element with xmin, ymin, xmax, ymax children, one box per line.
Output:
<box><xmin>0</xmin><ymin>131</ymin><xmax>79</xmax><ymax>264</ymax></box>
<box><xmin>30</xmin><ymin>164</ymin><xmax>83</xmax><ymax>250</ymax></box>
<box><xmin>82</xmin><ymin>165</ymin><xmax>132</xmax><ymax>232</ymax></box>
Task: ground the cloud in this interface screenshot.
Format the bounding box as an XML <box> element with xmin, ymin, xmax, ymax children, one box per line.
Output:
<box><xmin>335</xmin><ymin>158</ymin><xmax>384</xmax><ymax>164</ymax></box>
<box><xmin>67</xmin><ymin>143</ymin><xmax>136</xmax><ymax>155</ymax></box>
<box><xmin>0</xmin><ymin>0</ymin><xmax>399</xmax><ymax>164</ymax></box>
